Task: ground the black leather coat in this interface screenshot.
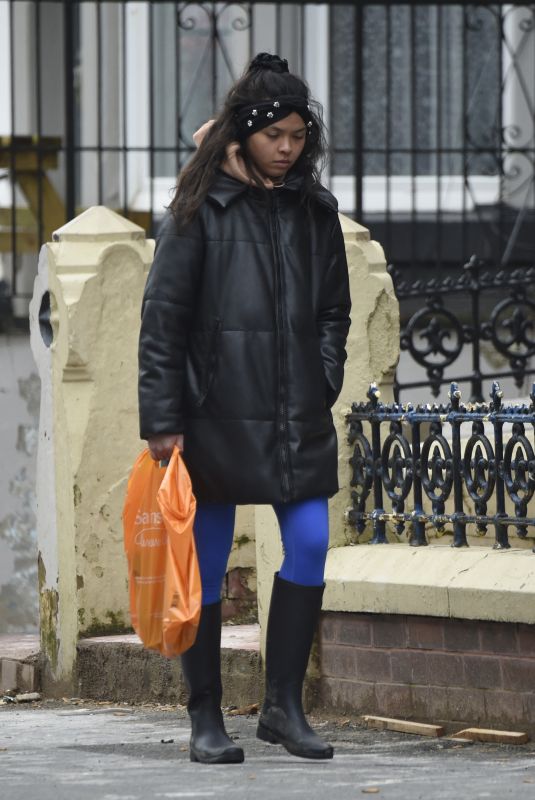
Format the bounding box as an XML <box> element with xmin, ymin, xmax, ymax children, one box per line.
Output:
<box><xmin>138</xmin><ymin>172</ymin><xmax>351</xmax><ymax>504</ymax></box>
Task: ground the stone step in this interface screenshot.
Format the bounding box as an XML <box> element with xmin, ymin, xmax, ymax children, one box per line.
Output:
<box><xmin>69</xmin><ymin>625</ymin><xmax>262</xmax><ymax>708</ymax></box>
<box><xmin>76</xmin><ymin>625</ymin><xmax>262</xmax><ymax>707</ymax></box>
<box><xmin>1</xmin><ymin>627</ymin><xmax>262</xmax><ymax>707</ymax></box>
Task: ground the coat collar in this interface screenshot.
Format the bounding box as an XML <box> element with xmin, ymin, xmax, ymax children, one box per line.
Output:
<box><xmin>206</xmin><ymin>170</ymin><xmax>338</xmax><ymax>212</ymax></box>
<box><xmin>206</xmin><ymin>171</ymin><xmax>249</xmax><ymax>208</ymax></box>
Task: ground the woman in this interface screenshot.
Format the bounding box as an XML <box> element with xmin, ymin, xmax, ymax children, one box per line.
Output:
<box><xmin>138</xmin><ymin>53</ymin><xmax>351</xmax><ymax>764</ymax></box>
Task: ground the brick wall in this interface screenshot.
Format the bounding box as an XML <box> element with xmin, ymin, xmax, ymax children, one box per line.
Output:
<box><xmin>318</xmin><ymin>612</ymin><xmax>535</xmax><ymax>734</ymax></box>
<box><xmin>222</xmin><ymin>567</ymin><xmax>258</xmax><ymax>624</ymax></box>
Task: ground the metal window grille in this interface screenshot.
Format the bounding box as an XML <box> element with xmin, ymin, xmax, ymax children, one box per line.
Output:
<box><xmin>1</xmin><ymin>2</ymin><xmax>534</xmax><ymax>375</ymax></box>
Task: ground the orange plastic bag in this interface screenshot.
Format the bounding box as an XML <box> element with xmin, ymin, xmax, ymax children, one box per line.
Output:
<box><xmin>122</xmin><ymin>447</ymin><xmax>201</xmax><ymax>657</ymax></box>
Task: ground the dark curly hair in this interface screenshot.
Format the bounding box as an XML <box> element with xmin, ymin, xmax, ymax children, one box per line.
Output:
<box><xmin>169</xmin><ymin>53</ymin><xmax>328</xmax><ymax>225</ymax></box>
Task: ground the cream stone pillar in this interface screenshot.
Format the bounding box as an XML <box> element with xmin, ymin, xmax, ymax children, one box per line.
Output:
<box><xmin>255</xmin><ymin>216</ymin><xmax>400</xmax><ymax>654</ymax></box>
<box><xmin>29</xmin><ymin>207</ymin><xmax>154</xmax><ymax>693</ymax></box>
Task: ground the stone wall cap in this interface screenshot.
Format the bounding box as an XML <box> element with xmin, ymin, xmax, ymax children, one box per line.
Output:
<box><xmin>324</xmin><ymin>544</ymin><xmax>535</xmax><ymax>624</ymax></box>
<box><xmin>339</xmin><ymin>213</ymin><xmax>371</xmax><ymax>242</ymax></box>
<box><xmin>53</xmin><ymin>206</ymin><xmax>146</xmax><ymax>242</ymax></box>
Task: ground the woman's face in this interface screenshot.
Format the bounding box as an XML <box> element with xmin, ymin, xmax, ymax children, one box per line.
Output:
<box><xmin>245</xmin><ymin>112</ymin><xmax>307</xmax><ymax>181</ymax></box>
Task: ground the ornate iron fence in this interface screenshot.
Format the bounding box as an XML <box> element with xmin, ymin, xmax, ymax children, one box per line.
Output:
<box><xmin>1</xmin><ymin>2</ymin><xmax>535</xmax><ymax>325</ymax></box>
<box><xmin>347</xmin><ymin>381</ymin><xmax>535</xmax><ymax>551</ymax></box>
<box><xmin>391</xmin><ymin>255</ymin><xmax>535</xmax><ymax>402</ymax></box>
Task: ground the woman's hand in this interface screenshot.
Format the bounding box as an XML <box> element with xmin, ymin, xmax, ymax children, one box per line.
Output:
<box><xmin>148</xmin><ymin>433</ymin><xmax>184</xmax><ymax>461</ymax></box>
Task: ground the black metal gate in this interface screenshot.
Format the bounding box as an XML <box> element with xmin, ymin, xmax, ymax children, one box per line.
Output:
<box><xmin>1</xmin><ymin>2</ymin><xmax>534</xmax><ymax>380</ymax></box>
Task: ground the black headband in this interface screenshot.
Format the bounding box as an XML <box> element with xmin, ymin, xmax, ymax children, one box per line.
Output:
<box><xmin>235</xmin><ymin>95</ymin><xmax>315</xmax><ymax>138</ymax></box>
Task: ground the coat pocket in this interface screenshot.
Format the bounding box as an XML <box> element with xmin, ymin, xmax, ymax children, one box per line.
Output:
<box><xmin>196</xmin><ymin>317</ymin><xmax>222</xmax><ymax>408</ymax></box>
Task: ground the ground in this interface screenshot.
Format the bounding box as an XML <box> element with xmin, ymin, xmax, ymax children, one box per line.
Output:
<box><xmin>1</xmin><ymin>699</ymin><xmax>535</xmax><ymax>799</ymax></box>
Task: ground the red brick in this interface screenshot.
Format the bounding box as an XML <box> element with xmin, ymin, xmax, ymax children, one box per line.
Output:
<box><xmin>463</xmin><ymin>654</ymin><xmax>503</xmax><ymax>690</ymax></box>
<box><xmin>407</xmin><ymin>618</ymin><xmax>445</xmax><ymax>650</ymax></box>
<box><xmin>336</xmin><ymin>614</ymin><xmax>373</xmax><ymax>647</ymax></box>
<box><xmin>523</xmin><ymin>691</ymin><xmax>535</xmax><ymax>723</ymax></box>
<box><xmin>0</xmin><ymin>659</ymin><xmax>18</xmax><ymax>692</ymax></box>
<box><xmin>372</xmin><ymin>616</ymin><xmax>407</xmax><ymax>648</ymax></box>
<box><xmin>221</xmin><ymin>597</ymin><xmax>257</xmax><ymax>623</ymax></box>
<box><xmin>18</xmin><ymin>663</ymin><xmax>38</xmax><ymax>693</ymax></box>
<box><xmin>501</xmin><ymin>657</ymin><xmax>535</xmax><ymax>693</ymax></box>
<box><xmin>221</xmin><ymin>598</ymin><xmax>239</xmax><ymax>621</ymax></box>
<box><xmin>356</xmin><ymin>649</ymin><xmax>392</xmax><ymax>682</ymax></box>
<box><xmin>226</xmin><ymin>567</ymin><xmax>254</xmax><ymax>600</ymax></box>
<box><xmin>320</xmin><ymin>645</ymin><xmax>358</xmax><ymax>679</ymax></box>
<box><xmin>484</xmin><ymin>690</ymin><xmax>528</xmax><ymax>730</ymax></box>
<box><xmin>320</xmin><ymin>677</ymin><xmax>376</xmax><ymax>714</ymax></box>
<box><xmin>518</xmin><ymin>624</ymin><xmax>535</xmax><ymax>656</ymax></box>
<box><xmin>447</xmin><ymin>687</ymin><xmax>486</xmax><ymax>725</ymax></box>
<box><xmin>411</xmin><ymin>685</ymin><xmax>449</xmax><ymax>721</ymax></box>
<box><xmin>319</xmin><ymin>614</ymin><xmax>339</xmax><ymax>644</ymax></box>
<box><xmin>390</xmin><ymin>650</ymin><xmax>428</xmax><ymax>684</ymax></box>
<box><xmin>479</xmin><ymin>621</ymin><xmax>518</xmax><ymax>655</ymax></box>
<box><xmin>425</xmin><ymin>652</ymin><xmax>464</xmax><ymax>687</ymax></box>
<box><xmin>443</xmin><ymin>618</ymin><xmax>481</xmax><ymax>652</ymax></box>
<box><xmin>375</xmin><ymin>682</ymin><xmax>413</xmax><ymax>718</ymax></box>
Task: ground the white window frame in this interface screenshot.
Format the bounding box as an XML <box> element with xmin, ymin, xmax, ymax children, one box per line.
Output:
<box><xmin>125</xmin><ymin>4</ymin><xmax>331</xmax><ymax>216</ymax></box>
<box><xmin>117</xmin><ymin>4</ymin><xmax>532</xmax><ymax>218</ymax></box>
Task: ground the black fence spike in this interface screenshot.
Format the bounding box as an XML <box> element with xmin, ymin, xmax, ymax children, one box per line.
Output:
<box><xmin>348</xmin><ymin>384</ymin><xmax>535</xmax><ymax>552</ymax></box>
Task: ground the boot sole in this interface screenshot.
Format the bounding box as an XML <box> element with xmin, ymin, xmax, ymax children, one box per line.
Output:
<box><xmin>190</xmin><ymin>747</ymin><xmax>244</xmax><ymax>764</ymax></box>
<box><xmin>256</xmin><ymin>722</ymin><xmax>334</xmax><ymax>760</ymax></box>
<box><xmin>256</xmin><ymin>722</ymin><xmax>280</xmax><ymax>745</ymax></box>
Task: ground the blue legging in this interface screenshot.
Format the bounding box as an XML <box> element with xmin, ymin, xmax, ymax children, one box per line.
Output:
<box><xmin>194</xmin><ymin>498</ymin><xmax>329</xmax><ymax>605</ymax></box>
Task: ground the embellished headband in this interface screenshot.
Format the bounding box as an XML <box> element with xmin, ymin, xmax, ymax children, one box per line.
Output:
<box><xmin>235</xmin><ymin>95</ymin><xmax>315</xmax><ymax>138</ymax></box>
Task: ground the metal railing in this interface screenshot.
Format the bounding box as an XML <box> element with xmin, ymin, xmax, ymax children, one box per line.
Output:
<box><xmin>391</xmin><ymin>255</ymin><xmax>535</xmax><ymax>402</ymax></box>
<box><xmin>347</xmin><ymin>381</ymin><xmax>535</xmax><ymax>551</ymax></box>
<box><xmin>1</xmin><ymin>2</ymin><xmax>534</xmax><ymax>324</ymax></box>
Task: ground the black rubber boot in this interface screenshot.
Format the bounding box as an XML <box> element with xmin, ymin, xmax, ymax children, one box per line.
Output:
<box><xmin>256</xmin><ymin>574</ymin><xmax>333</xmax><ymax>759</ymax></box>
<box><xmin>181</xmin><ymin>601</ymin><xmax>244</xmax><ymax>764</ymax></box>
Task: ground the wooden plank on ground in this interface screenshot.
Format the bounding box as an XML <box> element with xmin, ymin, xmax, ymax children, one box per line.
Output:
<box><xmin>451</xmin><ymin>728</ymin><xmax>529</xmax><ymax>745</ymax></box>
<box><xmin>362</xmin><ymin>715</ymin><xmax>445</xmax><ymax>738</ymax></box>
<box><xmin>442</xmin><ymin>737</ymin><xmax>474</xmax><ymax>744</ymax></box>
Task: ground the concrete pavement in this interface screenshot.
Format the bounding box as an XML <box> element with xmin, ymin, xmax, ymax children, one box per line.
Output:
<box><xmin>2</xmin><ymin>699</ymin><xmax>535</xmax><ymax>800</ymax></box>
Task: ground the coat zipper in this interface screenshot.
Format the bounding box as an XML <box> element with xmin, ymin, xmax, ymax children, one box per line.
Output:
<box><xmin>269</xmin><ymin>195</ymin><xmax>292</xmax><ymax>501</ymax></box>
